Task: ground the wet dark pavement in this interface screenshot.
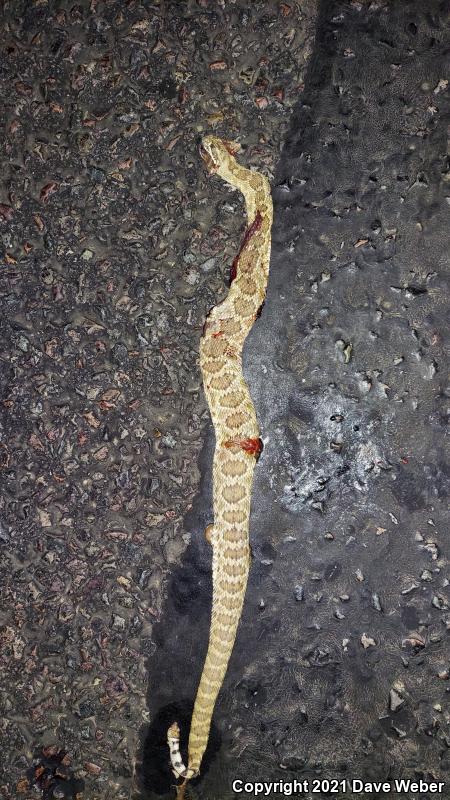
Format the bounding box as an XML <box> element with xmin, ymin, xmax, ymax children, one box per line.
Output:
<box><xmin>0</xmin><ymin>1</ymin><xmax>449</xmax><ymax>800</ymax></box>
<box><xmin>139</xmin><ymin>2</ymin><xmax>450</xmax><ymax>800</ymax></box>
<box><xmin>0</xmin><ymin>1</ymin><xmax>316</xmax><ymax>799</ymax></box>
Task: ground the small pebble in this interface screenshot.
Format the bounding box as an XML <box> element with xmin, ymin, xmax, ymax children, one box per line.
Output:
<box><xmin>401</xmin><ymin>583</ymin><xmax>418</xmax><ymax>595</ymax></box>
<box><xmin>372</xmin><ymin>593</ymin><xmax>383</xmax><ymax>612</ymax></box>
<box><xmin>293</xmin><ymin>585</ymin><xmax>304</xmax><ymax>602</ymax></box>
<box><xmin>389</xmin><ymin>688</ymin><xmax>404</xmax><ymax>711</ymax></box>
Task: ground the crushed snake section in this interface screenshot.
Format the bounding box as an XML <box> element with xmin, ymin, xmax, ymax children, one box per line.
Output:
<box><xmin>167</xmin><ymin>136</ymin><xmax>272</xmax><ymax>798</ymax></box>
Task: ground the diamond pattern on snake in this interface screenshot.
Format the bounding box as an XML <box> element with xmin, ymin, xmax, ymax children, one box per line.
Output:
<box><xmin>167</xmin><ymin>136</ymin><xmax>273</xmax><ymax>799</ymax></box>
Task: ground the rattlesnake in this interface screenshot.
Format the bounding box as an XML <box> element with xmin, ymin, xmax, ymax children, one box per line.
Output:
<box><xmin>167</xmin><ymin>136</ymin><xmax>272</xmax><ymax>798</ymax></box>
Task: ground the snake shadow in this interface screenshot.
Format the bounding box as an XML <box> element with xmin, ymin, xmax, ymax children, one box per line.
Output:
<box><xmin>136</xmin><ymin>430</ymin><xmax>222</xmax><ymax>798</ymax></box>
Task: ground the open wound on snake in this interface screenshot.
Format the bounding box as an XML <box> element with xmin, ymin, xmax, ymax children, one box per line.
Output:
<box><xmin>223</xmin><ymin>436</ymin><xmax>263</xmax><ymax>459</ymax></box>
<box><xmin>230</xmin><ymin>211</ymin><xmax>263</xmax><ymax>285</ymax></box>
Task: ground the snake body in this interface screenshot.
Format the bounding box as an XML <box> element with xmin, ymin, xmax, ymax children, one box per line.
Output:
<box><xmin>168</xmin><ymin>136</ymin><xmax>272</xmax><ymax>796</ymax></box>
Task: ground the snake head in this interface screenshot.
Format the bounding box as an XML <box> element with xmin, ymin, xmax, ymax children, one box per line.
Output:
<box><xmin>199</xmin><ymin>136</ymin><xmax>241</xmax><ymax>174</ymax></box>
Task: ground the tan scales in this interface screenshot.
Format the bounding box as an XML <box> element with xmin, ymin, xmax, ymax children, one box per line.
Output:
<box><xmin>167</xmin><ymin>136</ymin><xmax>272</xmax><ymax>798</ymax></box>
